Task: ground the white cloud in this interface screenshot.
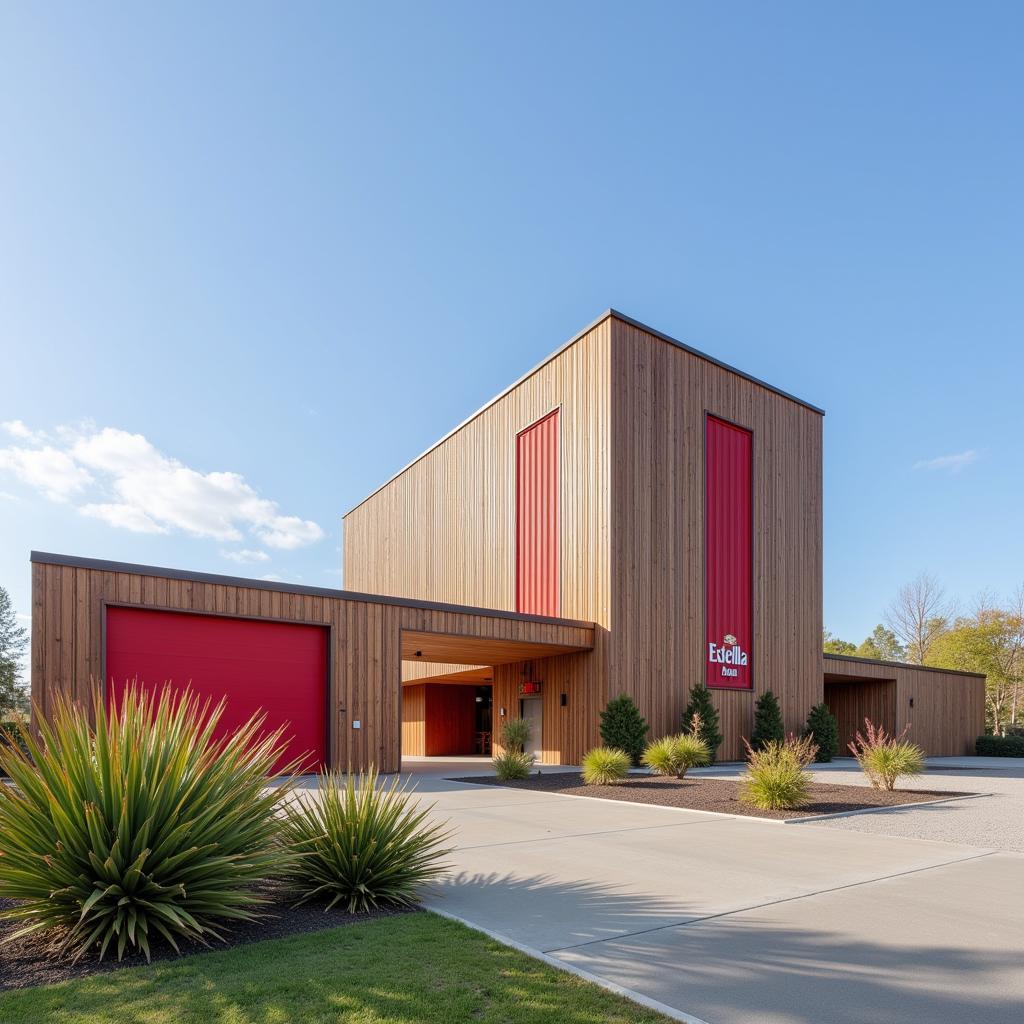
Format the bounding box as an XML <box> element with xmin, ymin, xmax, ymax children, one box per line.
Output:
<box><xmin>221</xmin><ymin>548</ymin><xmax>271</xmax><ymax>563</ymax></box>
<box><xmin>913</xmin><ymin>450</ymin><xmax>978</xmax><ymax>473</ymax></box>
<box><xmin>0</xmin><ymin>444</ymin><xmax>93</xmax><ymax>501</ymax></box>
<box><xmin>0</xmin><ymin>490</ymin><xmax>20</xmax><ymax>502</ymax></box>
<box><xmin>80</xmin><ymin>503</ymin><xmax>168</xmax><ymax>534</ymax></box>
<box><xmin>0</xmin><ymin>423</ymin><xmax>325</xmax><ymax>549</ymax></box>
<box><xmin>2</xmin><ymin>420</ymin><xmax>43</xmax><ymax>442</ymax></box>
<box><xmin>259</xmin><ymin>573</ymin><xmax>283</xmax><ymax>582</ymax></box>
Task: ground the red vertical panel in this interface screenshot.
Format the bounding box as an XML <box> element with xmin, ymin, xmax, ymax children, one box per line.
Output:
<box><xmin>516</xmin><ymin>410</ymin><xmax>560</xmax><ymax>616</ymax></box>
<box><xmin>705</xmin><ymin>416</ymin><xmax>753</xmax><ymax>689</ymax></box>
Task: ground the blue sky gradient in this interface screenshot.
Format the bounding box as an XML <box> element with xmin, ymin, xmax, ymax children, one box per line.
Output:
<box><xmin>2</xmin><ymin>2</ymin><xmax>1022</xmax><ymax>646</ymax></box>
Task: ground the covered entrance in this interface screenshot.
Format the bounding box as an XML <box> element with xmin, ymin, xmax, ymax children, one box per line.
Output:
<box><xmin>399</xmin><ymin>630</ymin><xmax>591</xmax><ymax>764</ymax></box>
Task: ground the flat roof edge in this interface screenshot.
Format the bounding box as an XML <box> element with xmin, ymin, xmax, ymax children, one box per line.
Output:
<box><xmin>29</xmin><ymin>551</ymin><xmax>596</xmax><ymax>630</ymax></box>
<box><xmin>342</xmin><ymin>308</ymin><xmax>824</xmax><ymax>519</ymax></box>
<box><xmin>824</xmin><ymin>652</ymin><xmax>986</xmax><ymax>680</ymax></box>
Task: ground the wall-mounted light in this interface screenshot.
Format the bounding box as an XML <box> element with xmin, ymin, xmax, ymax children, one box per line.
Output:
<box><xmin>499</xmin><ymin>707</ymin><xmax>507</xmax><ymax>717</ymax></box>
<box><xmin>560</xmin><ymin>693</ymin><xmax>568</xmax><ymax>707</ymax></box>
<box><xmin>909</xmin><ymin>697</ymin><xmax>914</xmax><ymax>708</ymax></box>
<box><xmin>415</xmin><ymin>650</ymin><xmax>422</xmax><ymax>657</ymax></box>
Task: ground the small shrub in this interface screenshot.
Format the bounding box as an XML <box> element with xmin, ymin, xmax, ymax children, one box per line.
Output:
<box><xmin>848</xmin><ymin>719</ymin><xmax>925</xmax><ymax>790</ymax></box>
<box><xmin>641</xmin><ymin>733</ymin><xmax>711</xmax><ymax>779</ymax></box>
<box><xmin>0</xmin><ymin>722</ymin><xmax>29</xmax><ymax>777</ymax></box>
<box><xmin>493</xmin><ymin>749</ymin><xmax>534</xmax><ymax>781</ymax></box>
<box><xmin>682</xmin><ymin>685</ymin><xmax>722</xmax><ymax>764</ymax></box>
<box><xmin>0</xmin><ymin>684</ymin><xmax>297</xmax><ymax>962</ymax></box>
<box><xmin>739</xmin><ymin>734</ymin><xmax>817</xmax><ymax>810</ymax></box>
<box><xmin>976</xmin><ymin>734</ymin><xmax>1024</xmax><ymax>757</ymax></box>
<box><xmin>750</xmin><ymin>690</ymin><xmax>785</xmax><ymax>752</ymax></box>
<box><xmin>581</xmin><ymin>746</ymin><xmax>631</xmax><ymax>785</ymax></box>
<box><xmin>499</xmin><ymin>718</ymin><xmax>531</xmax><ymax>754</ymax></box>
<box><xmin>280</xmin><ymin>770</ymin><xmax>453</xmax><ymax>913</ymax></box>
<box><xmin>599</xmin><ymin>694</ymin><xmax>649</xmax><ymax>766</ymax></box>
<box><xmin>802</xmin><ymin>703</ymin><xmax>839</xmax><ymax>762</ymax></box>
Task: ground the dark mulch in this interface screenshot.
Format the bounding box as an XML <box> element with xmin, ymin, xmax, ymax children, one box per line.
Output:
<box><xmin>0</xmin><ymin>884</ymin><xmax>419</xmax><ymax>991</ymax></box>
<box><xmin>452</xmin><ymin>772</ymin><xmax>972</xmax><ymax>820</ymax></box>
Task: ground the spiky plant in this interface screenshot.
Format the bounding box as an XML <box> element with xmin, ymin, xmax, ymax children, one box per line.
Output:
<box><xmin>0</xmin><ymin>684</ymin><xmax>298</xmax><ymax>962</ymax></box>
<box><xmin>499</xmin><ymin>718</ymin><xmax>531</xmax><ymax>754</ymax></box>
<box><xmin>739</xmin><ymin>740</ymin><xmax>813</xmax><ymax>810</ymax></box>
<box><xmin>581</xmin><ymin>747</ymin><xmax>631</xmax><ymax>785</ymax></box>
<box><xmin>848</xmin><ymin>720</ymin><xmax>925</xmax><ymax>790</ymax></box>
<box><xmin>279</xmin><ymin>770</ymin><xmax>453</xmax><ymax>913</ymax></box>
<box><xmin>492</xmin><ymin>749</ymin><xmax>534</xmax><ymax>781</ymax></box>
<box><xmin>641</xmin><ymin>733</ymin><xmax>711</xmax><ymax>780</ymax></box>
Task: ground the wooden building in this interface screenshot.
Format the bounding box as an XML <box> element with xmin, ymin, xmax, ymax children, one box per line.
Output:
<box><xmin>30</xmin><ymin>311</ymin><xmax>985</xmax><ymax>766</ymax></box>
<box><xmin>344</xmin><ymin>310</ymin><xmax>984</xmax><ymax>760</ymax></box>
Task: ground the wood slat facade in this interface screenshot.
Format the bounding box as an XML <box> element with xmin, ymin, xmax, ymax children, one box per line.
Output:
<box><xmin>30</xmin><ymin>555</ymin><xmax>594</xmax><ymax>772</ymax></box>
<box><xmin>343</xmin><ymin>310</ymin><xmax>984</xmax><ymax>761</ymax></box>
<box><xmin>824</xmin><ymin>654</ymin><xmax>984</xmax><ymax>757</ymax></box>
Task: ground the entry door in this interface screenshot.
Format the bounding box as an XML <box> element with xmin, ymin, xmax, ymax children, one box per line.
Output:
<box><xmin>520</xmin><ymin>697</ymin><xmax>543</xmax><ymax>761</ymax></box>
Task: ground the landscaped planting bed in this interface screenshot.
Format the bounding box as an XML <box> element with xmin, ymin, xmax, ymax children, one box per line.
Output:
<box><xmin>0</xmin><ymin>912</ymin><xmax>675</xmax><ymax>1023</ymax></box>
<box><xmin>453</xmin><ymin>772</ymin><xmax>971</xmax><ymax>820</ymax></box>
<box><xmin>0</xmin><ymin>886</ymin><xmax>415</xmax><ymax>991</ymax></box>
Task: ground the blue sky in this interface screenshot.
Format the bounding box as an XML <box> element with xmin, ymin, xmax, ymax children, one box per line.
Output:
<box><xmin>2</xmin><ymin>1</ymin><xmax>1022</xmax><ymax>648</ymax></box>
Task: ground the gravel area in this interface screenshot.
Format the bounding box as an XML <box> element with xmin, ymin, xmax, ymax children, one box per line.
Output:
<box><xmin>0</xmin><ymin>886</ymin><xmax>418</xmax><ymax>991</ymax></box>
<box><xmin>799</xmin><ymin>758</ymin><xmax>1024</xmax><ymax>852</ymax></box>
<box><xmin>452</xmin><ymin>772</ymin><xmax>969</xmax><ymax>820</ymax></box>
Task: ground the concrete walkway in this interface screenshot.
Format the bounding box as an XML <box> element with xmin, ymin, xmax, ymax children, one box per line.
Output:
<box><xmin>403</xmin><ymin>758</ymin><xmax>1024</xmax><ymax>1024</ymax></box>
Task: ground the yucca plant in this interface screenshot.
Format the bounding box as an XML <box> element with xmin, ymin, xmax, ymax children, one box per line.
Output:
<box><xmin>0</xmin><ymin>684</ymin><xmax>299</xmax><ymax>962</ymax></box>
<box><xmin>492</xmin><ymin>749</ymin><xmax>534</xmax><ymax>781</ymax></box>
<box><xmin>499</xmin><ymin>718</ymin><xmax>531</xmax><ymax>754</ymax></box>
<box><xmin>581</xmin><ymin>746</ymin><xmax>631</xmax><ymax>785</ymax></box>
<box><xmin>848</xmin><ymin>719</ymin><xmax>925</xmax><ymax>790</ymax></box>
<box><xmin>280</xmin><ymin>770</ymin><xmax>452</xmax><ymax>913</ymax></box>
<box><xmin>641</xmin><ymin>733</ymin><xmax>711</xmax><ymax>779</ymax></box>
<box><xmin>739</xmin><ymin>734</ymin><xmax>817</xmax><ymax>810</ymax></box>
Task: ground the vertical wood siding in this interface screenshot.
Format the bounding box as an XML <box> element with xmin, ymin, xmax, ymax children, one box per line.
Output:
<box><xmin>31</xmin><ymin>560</ymin><xmax>593</xmax><ymax>772</ymax></box>
<box><xmin>611</xmin><ymin>318</ymin><xmax>824</xmax><ymax>761</ymax></box>
<box><xmin>516</xmin><ymin>410</ymin><xmax>560</xmax><ymax>617</ymax></box>
<box><xmin>344</xmin><ymin>321</ymin><xmax>613</xmax><ymax>765</ymax></box>
<box><xmin>824</xmin><ymin>655</ymin><xmax>984</xmax><ymax>756</ymax></box>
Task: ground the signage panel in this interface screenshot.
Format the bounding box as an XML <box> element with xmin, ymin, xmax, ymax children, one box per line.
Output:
<box><xmin>705</xmin><ymin>416</ymin><xmax>753</xmax><ymax>689</ymax></box>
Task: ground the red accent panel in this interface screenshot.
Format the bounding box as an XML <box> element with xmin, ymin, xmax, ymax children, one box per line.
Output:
<box><xmin>106</xmin><ymin>607</ymin><xmax>327</xmax><ymax>773</ymax></box>
<box><xmin>424</xmin><ymin>685</ymin><xmax>477</xmax><ymax>756</ymax></box>
<box><xmin>515</xmin><ymin>409</ymin><xmax>560</xmax><ymax>616</ymax></box>
<box><xmin>705</xmin><ymin>416</ymin><xmax>753</xmax><ymax>690</ymax></box>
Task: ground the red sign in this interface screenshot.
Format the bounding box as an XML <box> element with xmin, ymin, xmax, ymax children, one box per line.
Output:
<box><xmin>519</xmin><ymin>681</ymin><xmax>543</xmax><ymax>695</ymax></box>
<box><xmin>705</xmin><ymin>416</ymin><xmax>753</xmax><ymax>689</ymax></box>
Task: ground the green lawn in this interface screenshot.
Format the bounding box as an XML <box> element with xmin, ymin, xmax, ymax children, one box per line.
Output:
<box><xmin>0</xmin><ymin>911</ymin><xmax>673</xmax><ymax>1024</ymax></box>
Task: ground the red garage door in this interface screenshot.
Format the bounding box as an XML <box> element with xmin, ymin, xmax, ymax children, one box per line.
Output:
<box><xmin>106</xmin><ymin>607</ymin><xmax>327</xmax><ymax>774</ymax></box>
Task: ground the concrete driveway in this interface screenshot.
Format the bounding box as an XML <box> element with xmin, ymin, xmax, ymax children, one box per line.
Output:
<box><xmin>402</xmin><ymin>757</ymin><xmax>1024</xmax><ymax>1024</ymax></box>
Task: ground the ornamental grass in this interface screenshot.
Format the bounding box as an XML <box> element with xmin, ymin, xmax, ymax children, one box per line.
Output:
<box><xmin>0</xmin><ymin>684</ymin><xmax>299</xmax><ymax>962</ymax></box>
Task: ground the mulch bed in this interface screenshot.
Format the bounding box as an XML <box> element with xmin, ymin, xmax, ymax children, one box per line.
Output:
<box><xmin>0</xmin><ymin>884</ymin><xmax>419</xmax><ymax>991</ymax></box>
<box><xmin>452</xmin><ymin>772</ymin><xmax>971</xmax><ymax>820</ymax></box>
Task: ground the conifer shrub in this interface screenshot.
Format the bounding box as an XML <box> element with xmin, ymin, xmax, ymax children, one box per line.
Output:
<box><xmin>681</xmin><ymin>684</ymin><xmax>723</xmax><ymax>764</ymax></box>
<box><xmin>749</xmin><ymin>690</ymin><xmax>785</xmax><ymax>752</ymax></box>
<box><xmin>802</xmin><ymin>703</ymin><xmax>840</xmax><ymax>762</ymax></box>
<box><xmin>581</xmin><ymin>746</ymin><xmax>632</xmax><ymax>785</ymax></box>
<box><xmin>599</xmin><ymin>694</ymin><xmax>649</xmax><ymax>766</ymax></box>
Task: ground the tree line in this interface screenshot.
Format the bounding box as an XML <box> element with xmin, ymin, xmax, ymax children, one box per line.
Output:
<box><xmin>825</xmin><ymin>573</ymin><xmax>1024</xmax><ymax>734</ymax></box>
